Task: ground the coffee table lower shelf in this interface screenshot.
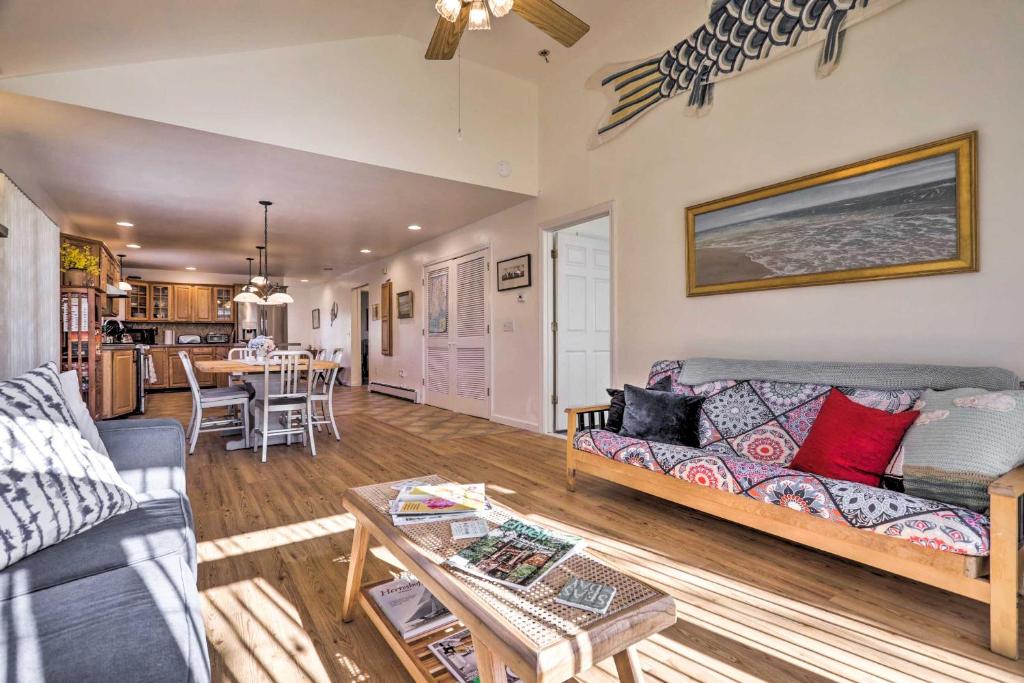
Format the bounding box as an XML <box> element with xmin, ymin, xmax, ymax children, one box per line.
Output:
<box><xmin>358</xmin><ymin>580</ymin><xmax>463</xmax><ymax>683</ymax></box>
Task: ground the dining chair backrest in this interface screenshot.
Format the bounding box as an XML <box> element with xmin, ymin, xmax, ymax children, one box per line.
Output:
<box><xmin>263</xmin><ymin>350</ymin><xmax>312</xmax><ymax>399</ymax></box>
<box><xmin>315</xmin><ymin>348</ymin><xmax>328</xmax><ymax>361</ymax></box>
<box><xmin>178</xmin><ymin>351</ymin><xmax>203</xmax><ymax>402</ymax></box>
<box><xmin>229</xmin><ymin>347</ymin><xmax>257</xmax><ymax>361</ymax></box>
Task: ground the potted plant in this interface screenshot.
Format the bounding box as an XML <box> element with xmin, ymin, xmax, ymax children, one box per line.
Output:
<box><xmin>60</xmin><ymin>243</ymin><xmax>100</xmax><ymax>287</ymax></box>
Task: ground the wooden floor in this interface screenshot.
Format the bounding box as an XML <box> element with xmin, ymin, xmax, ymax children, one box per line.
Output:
<box><xmin>143</xmin><ymin>387</ymin><xmax>1024</xmax><ymax>683</ymax></box>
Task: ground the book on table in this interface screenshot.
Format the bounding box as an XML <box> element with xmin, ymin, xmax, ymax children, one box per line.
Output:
<box><xmin>446</xmin><ymin>518</ymin><xmax>584</xmax><ymax>591</ymax></box>
<box><xmin>367</xmin><ymin>576</ymin><xmax>458</xmax><ymax>641</ymax></box>
<box><xmin>390</xmin><ymin>482</ymin><xmax>491</xmax><ymax>526</ymax></box>
<box><xmin>428</xmin><ymin>628</ymin><xmax>520</xmax><ymax>683</ymax></box>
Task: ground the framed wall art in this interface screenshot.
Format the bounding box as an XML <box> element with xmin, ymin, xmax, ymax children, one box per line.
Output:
<box><xmin>380</xmin><ymin>281</ymin><xmax>393</xmax><ymax>356</ymax></box>
<box><xmin>311</xmin><ymin>308</ymin><xmax>320</xmax><ymax>330</ymax></box>
<box><xmin>685</xmin><ymin>132</ymin><xmax>977</xmax><ymax>296</ymax></box>
<box><xmin>397</xmin><ymin>290</ymin><xmax>414</xmax><ymax>319</ymax></box>
<box><xmin>497</xmin><ymin>254</ymin><xmax>532</xmax><ymax>292</ymax></box>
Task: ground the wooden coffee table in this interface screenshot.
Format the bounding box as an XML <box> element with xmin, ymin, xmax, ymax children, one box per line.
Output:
<box><xmin>341</xmin><ymin>475</ymin><xmax>676</xmax><ymax>683</ymax></box>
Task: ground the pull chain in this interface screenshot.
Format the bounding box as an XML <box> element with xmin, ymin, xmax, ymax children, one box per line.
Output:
<box><xmin>457</xmin><ymin>48</ymin><xmax>464</xmax><ymax>142</ymax></box>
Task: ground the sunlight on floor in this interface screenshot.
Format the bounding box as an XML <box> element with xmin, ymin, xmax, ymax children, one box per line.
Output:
<box><xmin>197</xmin><ymin>513</ymin><xmax>357</xmax><ymax>563</ymax></box>
<box><xmin>202</xmin><ymin>578</ymin><xmax>345</xmax><ymax>683</ymax></box>
<box><xmin>525</xmin><ymin>512</ymin><xmax>1017</xmax><ymax>683</ymax></box>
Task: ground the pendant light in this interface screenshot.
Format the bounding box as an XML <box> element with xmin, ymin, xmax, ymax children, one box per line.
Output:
<box><xmin>117</xmin><ymin>254</ymin><xmax>133</xmax><ymax>291</ymax></box>
<box><xmin>250</xmin><ymin>245</ymin><xmax>267</xmax><ymax>286</ymax></box>
<box><xmin>435</xmin><ymin>0</ymin><xmax>462</xmax><ymax>22</ymax></box>
<box><xmin>250</xmin><ymin>200</ymin><xmax>294</xmax><ymax>306</ymax></box>
<box><xmin>234</xmin><ymin>257</ymin><xmax>261</xmax><ymax>303</ymax></box>
<box><xmin>467</xmin><ymin>0</ymin><xmax>491</xmax><ymax>30</ymax></box>
<box><xmin>488</xmin><ymin>0</ymin><xmax>513</xmax><ymax>18</ymax></box>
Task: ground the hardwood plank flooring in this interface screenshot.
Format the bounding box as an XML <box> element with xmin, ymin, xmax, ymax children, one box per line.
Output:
<box><xmin>141</xmin><ymin>387</ymin><xmax>1024</xmax><ymax>682</ymax></box>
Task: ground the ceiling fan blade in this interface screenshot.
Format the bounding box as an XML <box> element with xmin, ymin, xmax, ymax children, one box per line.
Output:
<box><xmin>512</xmin><ymin>0</ymin><xmax>590</xmax><ymax>47</ymax></box>
<box><xmin>425</xmin><ymin>5</ymin><xmax>470</xmax><ymax>60</ymax></box>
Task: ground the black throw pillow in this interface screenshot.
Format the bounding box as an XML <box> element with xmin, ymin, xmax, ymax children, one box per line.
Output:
<box><xmin>619</xmin><ymin>383</ymin><xmax>704</xmax><ymax>447</ymax></box>
<box><xmin>606</xmin><ymin>376</ymin><xmax>671</xmax><ymax>433</ymax></box>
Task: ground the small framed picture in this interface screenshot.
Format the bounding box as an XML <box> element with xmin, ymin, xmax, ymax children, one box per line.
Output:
<box><xmin>312</xmin><ymin>308</ymin><xmax>321</xmax><ymax>330</ymax></box>
<box><xmin>497</xmin><ymin>254</ymin><xmax>532</xmax><ymax>292</ymax></box>
<box><xmin>397</xmin><ymin>290</ymin><xmax>414</xmax><ymax>319</ymax></box>
<box><xmin>371</xmin><ymin>303</ymin><xmax>380</xmax><ymax>321</ymax></box>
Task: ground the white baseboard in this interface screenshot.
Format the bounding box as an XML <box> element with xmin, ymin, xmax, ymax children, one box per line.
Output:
<box><xmin>490</xmin><ymin>414</ymin><xmax>539</xmax><ymax>433</ymax></box>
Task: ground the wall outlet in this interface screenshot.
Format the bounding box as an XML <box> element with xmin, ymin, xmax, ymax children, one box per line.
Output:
<box><xmin>503</xmin><ymin>320</ymin><xmax>515</xmax><ymax>333</ymax></box>
<box><xmin>398</xmin><ymin>369</ymin><xmax>406</xmax><ymax>378</ymax></box>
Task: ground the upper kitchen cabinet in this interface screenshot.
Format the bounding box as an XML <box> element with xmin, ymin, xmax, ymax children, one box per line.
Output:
<box><xmin>151</xmin><ymin>284</ymin><xmax>172</xmax><ymax>320</ymax></box>
<box><xmin>193</xmin><ymin>285</ymin><xmax>213</xmax><ymax>322</ymax></box>
<box><xmin>172</xmin><ymin>284</ymin><xmax>193</xmax><ymax>321</ymax></box>
<box><xmin>214</xmin><ymin>286</ymin><xmax>235</xmax><ymax>322</ymax></box>
<box><xmin>128</xmin><ymin>282</ymin><xmax>150</xmax><ymax>321</ymax></box>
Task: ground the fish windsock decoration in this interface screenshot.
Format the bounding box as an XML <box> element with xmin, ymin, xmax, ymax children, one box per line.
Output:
<box><xmin>588</xmin><ymin>0</ymin><xmax>905</xmax><ymax>148</ymax></box>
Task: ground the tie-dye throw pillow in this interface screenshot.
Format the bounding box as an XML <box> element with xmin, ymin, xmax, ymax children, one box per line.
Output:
<box><xmin>901</xmin><ymin>388</ymin><xmax>1024</xmax><ymax>512</ymax></box>
<box><xmin>0</xmin><ymin>362</ymin><xmax>137</xmax><ymax>569</ymax></box>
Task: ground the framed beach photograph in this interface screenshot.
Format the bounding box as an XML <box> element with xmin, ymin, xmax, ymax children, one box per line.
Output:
<box><xmin>311</xmin><ymin>308</ymin><xmax>320</xmax><ymax>330</ymax></box>
<box><xmin>396</xmin><ymin>290</ymin><xmax>414</xmax><ymax>319</ymax></box>
<box><xmin>497</xmin><ymin>254</ymin><xmax>532</xmax><ymax>292</ymax></box>
<box><xmin>686</xmin><ymin>132</ymin><xmax>977</xmax><ymax>296</ymax></box>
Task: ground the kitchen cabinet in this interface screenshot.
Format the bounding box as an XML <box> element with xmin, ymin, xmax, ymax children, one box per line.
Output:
<box><xmin>193</xmin><ymin>285</ymin><xmax>213</xmax><ymax>322</ymax></box>
<box><xmin>101</xmin><ymin>349</ymin><xmax>136</xmax><ymax>418</ymax></box>
<box><xmin>148</xmin><ymin>347</ymin><xmax>169</xmax><ymax>388</ymax></box>
<box><xmin>151</xmin><ymin>284</ymin><xmax>171</xmax><ymax>321</ymax></box>
<box><xmin>172</xmin><ymin>285</ymin><xmax>193</xmax><ymax>321</ymax></box>
<box><xmin>169</xmin><ymin>349</ymin><xmax>190</xmax><ymax>388</ymax></box>
<box><xmin>192</xmin><ymin>347</ymin><xmax>215</xmax><ymax>386</ymax></box>
<box><xmin>128</xmin><ymin>282</ymin><xmax>150</xmax><ymax>321</ymax></box>
<box><xmin>214</xmin><ymin>286</ymin><xmax>235</xmax><ymax>322</ymax></box>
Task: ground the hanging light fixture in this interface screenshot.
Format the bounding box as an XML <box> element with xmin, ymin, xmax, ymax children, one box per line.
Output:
<box><xmin>488</xmin><ymin>0</ymin><xmax>513</xmax><ymax>18</ymax></box>
<box><xmin>117</xmin><ymin>254</ymin><xmax>133</xmax><ymax>291</ymax></box>
<box><xmin>435</xmin><ymin>0</ymin><xmax>462</xmax><ymax>22</ymax></box>
<box><xmin>250</xmin><ymin>245</ymin><xmax>268</xmax><ymax>286</ymax></box>
<box><xmin>234</xmin><ymin>257</ymin><xmax>261</xmax><ymax>303</ymax></box>
<box><xmin>467</xmin><ymin>0</ymin><xmax>491</xmax><ymax>30</ymax></box>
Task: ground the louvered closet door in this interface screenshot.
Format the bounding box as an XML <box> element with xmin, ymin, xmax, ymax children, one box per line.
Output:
<box><xmin>422</xmin><ymin>250</ymin><xmax>490</xmax><ymax>418</ymax></box>
<box><xmin>424</xmin><ymin>264</ymin><xmax>453</xmax><ymax>411</ymax></box>
<box><xmin>450</xmin><ymin>251</ymin><xmax>489</xmax><ymax>418</ymax></box>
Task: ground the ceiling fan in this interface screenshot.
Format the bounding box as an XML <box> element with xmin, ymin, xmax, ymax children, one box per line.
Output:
<box><xmin>427</xmin><ymin>0</ymin><xmax>590</xmax><ymax>60</ymax></box>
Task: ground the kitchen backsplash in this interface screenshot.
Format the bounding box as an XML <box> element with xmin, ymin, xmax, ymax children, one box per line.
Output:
<box><xmin>129</xmin><ymin>321</ymin><xmax>235</xmax><ymax>342</ymax></box>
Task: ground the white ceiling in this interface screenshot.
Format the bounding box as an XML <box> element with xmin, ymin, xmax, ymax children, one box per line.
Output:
<box><xmin>0</xmin><ymin>0</ymin><xmax>622</xmax><ymax>84</ymax></box>
<box><xmin>0</xmin><ymin>92</ymin><xmax>531</xmax><ymax>277</ymax></box>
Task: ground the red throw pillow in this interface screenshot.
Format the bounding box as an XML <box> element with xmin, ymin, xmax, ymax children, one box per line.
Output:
<box><xmin>790</xmin><ymin>389</ymin><xmax>919</xmax><ymax>487</ymax></box>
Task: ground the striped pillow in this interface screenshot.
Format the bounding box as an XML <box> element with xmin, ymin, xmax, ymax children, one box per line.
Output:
<box><xmin>0</xmin><ymin>362</ymin><xmax>137</xmax><ymax>569</ymax></box>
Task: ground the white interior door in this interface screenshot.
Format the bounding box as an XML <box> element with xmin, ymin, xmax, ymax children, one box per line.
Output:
<box><xmin>555</xmin><ymin>226</ymin><xmax>611</xmax><ymax>431</ymax></box>
<box><xmin>424</xmin><ymin>249</ymin><xmax>490</xmax><ymax>418</ymax></box>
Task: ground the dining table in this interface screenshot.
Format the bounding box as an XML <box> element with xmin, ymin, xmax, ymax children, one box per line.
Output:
<box><xmin>193</xmin><ymin>357</ymin><xmax>344</xmax><ymax>451</ymax></box>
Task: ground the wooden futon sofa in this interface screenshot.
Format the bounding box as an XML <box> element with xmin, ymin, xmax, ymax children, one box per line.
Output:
<box><xmin>564</xmin><ymin>358</ymin><xmax>1024</xmax><ymax>659</ymax></box>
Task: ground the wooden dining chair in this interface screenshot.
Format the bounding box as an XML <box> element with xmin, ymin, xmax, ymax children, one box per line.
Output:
<box><xmin>252</xmin><ymin>350</ymin><xmax>316</xmax><ymax>463</ymax></box>
<box><xmin>179</xmin><ymin>351</ymin><xmax>250</xmax><ymax>455</ymax></box>
<box><xmin>310</xmin><ymin>349</ymin><xmax>342</xmax><ymax>441</ymax></box>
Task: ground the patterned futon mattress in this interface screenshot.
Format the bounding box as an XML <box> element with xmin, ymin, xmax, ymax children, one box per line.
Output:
<box><xmin>573</xmin><ymin>428</ymin><xmax>990</xmax><ymax>557</ymax></box>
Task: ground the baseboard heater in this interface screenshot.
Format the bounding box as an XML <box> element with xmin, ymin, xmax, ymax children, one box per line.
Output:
<box><xmin>368</xmin><ymin>382</ymin><xmax>418</xmax><ymax>403</ymax></box>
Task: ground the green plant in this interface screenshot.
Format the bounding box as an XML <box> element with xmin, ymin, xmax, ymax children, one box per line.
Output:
<box><xmin>60</xmin><ymin>243</ymin><xmax>100</xmax><ymax>275</ymax></box>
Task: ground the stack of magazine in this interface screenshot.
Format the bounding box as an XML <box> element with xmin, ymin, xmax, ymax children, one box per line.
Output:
<box><xmin>428</xmin><ymin>628</ymin><xmax>520</xmax><ymax>683</ymax></box>
<box><xmin>390</xmin><ymin>482</ymin><xmax>491</xmax><ymax>527</ymax></box>
<box><xmin>446</xmin><ymin>518</ymin><xmax>584</xmax><ymax>591</ymax></box>
<box><xmin>368</xmin><ymin>576</ymin><xmax>458</xmax><ymax>641</ymax></box>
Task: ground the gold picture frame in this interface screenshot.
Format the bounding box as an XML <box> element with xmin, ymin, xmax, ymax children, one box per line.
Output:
<box><xmin>685</xmin><ymin>132</ymin><xmax>977</xmax><ymax>296</ymax></box>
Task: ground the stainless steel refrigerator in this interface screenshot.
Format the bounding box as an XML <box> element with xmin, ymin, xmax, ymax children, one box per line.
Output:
<box><xmin>236</xmin><ymin>294</ymin><xmax>288</xmax><ymax>344</ymax></box>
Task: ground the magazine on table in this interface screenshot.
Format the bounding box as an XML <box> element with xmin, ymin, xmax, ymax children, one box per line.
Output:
<box><xmin>367</xmin><ymin>576</ymin><xmax>457</xmax><ymax>641</ymax></box>
<box><xmin>445</xmin><ymin>518</ymin><xmax>584</xmax><ymax>591</ymax></box>
<box><xmin>392</xmin><ymin>482</ymin><xmax>489</xmax><ymax>517</ymax></box>
<box><xmin>391</xmin><ymin>510</ymin><xmax>483</xmax><ymax>527</ymax></box>
<box><xmin>427</xmin><ymin>628</ymin><xmax>520</xmax><ymax>683</ymax></box>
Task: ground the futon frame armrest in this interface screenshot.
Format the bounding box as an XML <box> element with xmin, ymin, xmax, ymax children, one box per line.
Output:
<box><xmin>990</xmin><ymin>467</ymin><xmax>1024</xmax><ymax>499</ymax></box>
<box><xmin>565</xmin><ymin>404</ymin><xmax>612</xmax><ymax>432</ymax></box>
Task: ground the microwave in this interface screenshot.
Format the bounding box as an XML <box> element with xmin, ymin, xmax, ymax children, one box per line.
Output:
<box><xmin>206</xmin><ymin>333</ymin><xmax>230</xmax><ymax>343</ymax></box>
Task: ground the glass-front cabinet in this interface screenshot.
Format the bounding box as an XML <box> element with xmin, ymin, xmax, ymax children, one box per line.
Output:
<box><xmin>128</xmin><ymin>282</ymin><xmax>150</xmax><ymax>321</ymax></box>
<box><xmin>150</xmin><ymin>284</ymin><xmax>171</xmax><ymax>321</ymax></box>
<box><xmin>214</xmin><ymin>286</ymin><xmax>234</xmax><ymax>322</ymax></box>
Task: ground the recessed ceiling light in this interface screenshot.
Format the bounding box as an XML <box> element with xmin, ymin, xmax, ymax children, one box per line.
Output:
<box><xmin>360</xmin><ymin>249</ymin><xmax>372</xmax><ymax>254</ymax></box>
<box><xmin>185</xmin><ymin>266</ymin><xmax>197</xmax><ymax>271</ymax></box>
<box><xmin>408</xmin><ymin>224</ymin><xmax>422</xmax><ymax>231</ymax></box>
<box><xmin>126</xmin><ymin>243</ymin><xmax>141</xmax><ymax>249</ymax></box>
<box><xmin>116</xmin><ymin>221</ymin><xmax>134</xmax><ymax>227</ymax></box>
<box><xmin>300</xmin><ymin>279</ymin><xmax>309</xmax><ymax>283</ymax></box>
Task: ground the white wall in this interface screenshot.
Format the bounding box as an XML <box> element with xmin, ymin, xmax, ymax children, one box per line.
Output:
<box><xmin>531</xmin><ymin>0</ymin><xmax>1024</xmax><ymax>385</ymax></box>
<box><xmin>292</xmin><ymin>200</ymin><xmax>542</xmax><ymax>430</ymax></box>
<box><xmin>0</xmin><ymin>35</ymin><xmax>539</xmax><ymax>195</ymax></box>
<box><xmin>126</xmin><ymin>267</ymin><xmax>243</xmax><ymax>286</ymax></box>
<box><xmin>0</xmin><ymin>172</ymin><xmax>60</xmax><ymax>378</ymax></box>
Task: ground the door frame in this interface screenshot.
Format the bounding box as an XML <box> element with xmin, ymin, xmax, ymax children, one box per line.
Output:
<box><xmin>422</xmin><ymin>244</ymin><xmax>492</xmax><ymax>415</ymax></box>
<box><xmin>540</xmin><ymin>201</ymin><xmax>616</xmax><ymax>435</ymax></box>
<box><xmin>349</xmin><ymin>283</ymin><xmax>369</xmax><ymax>386</ymax></box>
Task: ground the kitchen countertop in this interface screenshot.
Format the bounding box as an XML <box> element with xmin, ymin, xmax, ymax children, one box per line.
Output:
<box><xmin>102</xmin><ymin>342</ymin><xmax>243</xmax><ymax>349</ymax></box>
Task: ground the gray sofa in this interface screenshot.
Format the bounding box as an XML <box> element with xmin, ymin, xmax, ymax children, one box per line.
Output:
<box><xmin>0</xmin><ymin>419</ymin><xmax>210</xmax><ymax>682</ymax></box>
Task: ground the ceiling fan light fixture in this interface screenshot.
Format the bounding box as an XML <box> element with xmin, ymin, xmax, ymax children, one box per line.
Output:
<box><xmin>435</xmin><ymin>0</ymin><xmax>463</xmax><ymax>23</ymax></box>
<box><xmin>487</xmin><ymin>0</ymin><xmax>513</xmax><ymax>18</ymax></box>
<box><xmin>467</xmin><ymin>0</ymin><xmax>491</xmax><ymax>30</ymax></box>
